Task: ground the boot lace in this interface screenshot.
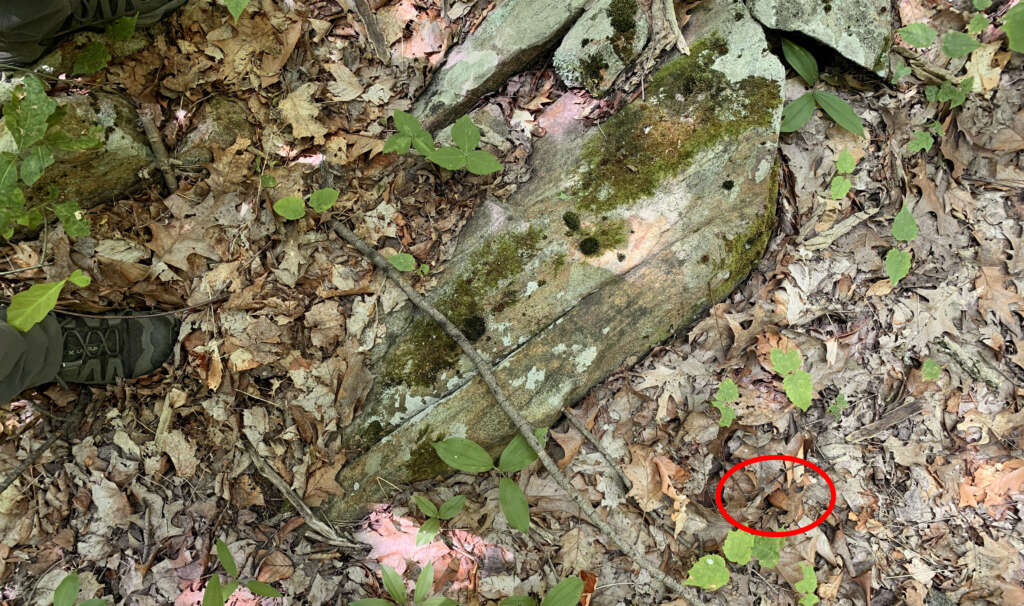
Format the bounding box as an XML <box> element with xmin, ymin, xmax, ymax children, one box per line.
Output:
<box><xmin>62</xmin><ymin>324</ymin><xmax>122</xmax><ymax>365</ymax></box>
<box><xmin>73</xmin><ymin>0</ymin><xmax>143</xmax><ymax>22</ymax></box>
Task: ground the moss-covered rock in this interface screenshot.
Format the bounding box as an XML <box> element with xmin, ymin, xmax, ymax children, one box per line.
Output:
<box><xmin>175</xmin><ymin>96</ymin><xmax>255</xmax><ymax>168</ymax></box>
<box><xmin>553</xmin><ymin>0</ymin><xmax>649</xmax><ymax>97</ymax></box>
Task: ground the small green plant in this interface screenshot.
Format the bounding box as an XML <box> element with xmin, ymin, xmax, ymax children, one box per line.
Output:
<box><xmin>412</xmin><ymin>494</ymin><xmax>466</xmax><ymax>545</ymax></box>
<box><xmin>222</xmin><ymin>0</ymin><xmax>252</xmax><ymax>22</ymax></box>
<box><xmin>53</xmin><ymin>573</ymin><xmax>107</xmax><ymax>606</ymax></box>
<box><xmin>685</xmin><ymin>529</ymin><xmax>785</xmax><ymax>591</ymax></box>
<box><xmin>387</xmin><ymin>253</ymin><xmax>430</xmax><ymax>276</ymax></box>
<box><xmin>383</xmin><ymin>112</ymin><xmax>503</xmax><ymax>175</ymax></box>
<box><xmin>830</xmin><ymin>148</ymin><xmax>856</xmax><ymax>200</ymax></box>
<box><xmin>73</xmin><ymin>15</ymin><xmax>137</xmax><ymax>75</ymax></box>
<box><xmin>778</xmin><ymin>39</ymin><xmax>864</xmax><ymax>137</ymax></box>
<box><xmin>921</xmin><ymin>359</ymin><xmax>942</xmax><ymax>381</ymax></box>
<box><xmin>431</xmin><ymin>430</ymin><xmax>547</xmax><ymax>533</ymax></box>
<box><xmin>885</xmin><ymin>205</ymin><xmax>918</xmax><ymax>286</ymax></box>
<box><xmin>272</xmin><ymin>187</ymin><xmax>340</xmax><ymax>220</ymax></box>
<box><xmin>826</xmin><ymin>393</ymin><xmax>849</xmax><ymax>420</ymax></box>
<box><xmin>6</xmin><ymin>269</ymin><xmax>90</xmax><ymax>332</ymax></box>
<box><xmin>499</xmin><ymin>576</ymin><xmax>585</xmax><ymax>606</ymax></box>
<box><xmin>351</xmin><ymin>563</ymin><xmax>456</xmax><ymax>606</ymax></box>
<box><xmin>709</xmin><ymin>378</ymin><xmax>738</xmax><ymax>427</ymax></box>
<box><xmin>202</xmin><ymin>539</ymin><xmax>283</xmax><ymax>606</ymax></box>
<box><xmin>770</xmin><ymin>347</ymin><xmax>813</xmax><ymax>411</ymax></box>
<box><xmin>794</xmin><ymin>563</ymin><xmax>819</xmax><ymax>606</ymax></box>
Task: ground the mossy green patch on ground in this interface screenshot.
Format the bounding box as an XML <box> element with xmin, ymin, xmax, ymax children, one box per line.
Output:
<box><xmin>405</xmin><ymin>427</ymin><xmax>450</xmax><ymax>478</ymax></box>
<box><xmin>607</xmin><ymin>0</ymin><xmax>638</xmax><ymax>61</ymax></box>
<box><xmin>574</xmin><ymin>35</ymin><xmax>781</xmax><ymax>213</ymax></box>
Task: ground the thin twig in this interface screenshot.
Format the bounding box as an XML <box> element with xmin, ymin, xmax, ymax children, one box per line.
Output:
<box><xmin>0</xmin><ymin>263</ymin><xmax>48</xmax><ymax>277</ymax></box>
<box><xmin>0</xmin><ymin>391</ymin><xmax>90</xmax><ymax>495</ymax></box>
<box><xmin>350</xmin><ymin>0</ymin><xmax>392</xmax><ymax>64</ymax></box>
<box><xmin>563</xmin><ymin>409</ymin><xmax>632</xmax><ymax>490</ymax></box>
<box><xmin>330</xmin><ymin>220</ymin><xmax>698</xmax><ymax>599</ymax></box>
<box><xmin>138</xmin><ymin>105</ymin><xmax>178</xmax><ymax>192</ymax></box>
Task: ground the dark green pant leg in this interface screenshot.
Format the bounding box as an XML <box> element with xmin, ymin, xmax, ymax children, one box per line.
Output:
<box><xmin>0</xmin><ymin>0</ymin><xmax>74</xmax><ymax>66</ymax></box>
<box><xmin>0</xmin><ymin>309</ymin><xmax>63</xmax><ymax>404</ymax></box>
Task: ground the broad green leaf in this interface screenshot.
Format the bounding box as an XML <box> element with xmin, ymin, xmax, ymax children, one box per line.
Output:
<box><xmin>466</xmin><ymin>150</ymin><xmax>503</xmax><ymax>175</ymax></box>
<box><xmin>429</xmin><ymin>147</ymin><xmax>467</xmax><ymax>171</ymax></box>
<box><xmin>452</xmin><ymin>115</ymin><xmax>480</xmax><ymax>152</ymax></box>
<box><xmin>380</xmin><ymin>564</ymin><xmax>407</xmax><ymax>604</ymax></box>
<box><xmin>221</xmin><ymin>582</ymin><xmax>239</xmax><ymax>601</ymax></box>
<box><xmin>79</xmin><ymin>600</ymin><xmax>109</xmax><ymax>606</ymax></box>
<box><xmin>393</xmin><ymin>110</ymin><xmax>422</xmax><ymax>134</ymax></box>
<box><xmin>794</xmin><ymin>563</ymin><xmax>818</xmax><ymax>601</ymax></box>
<box><xmin>74</xmin><ymin>41</ymin><xmax>112</xmax><ymax>75</ymax></box>
<box><xmin>245</xmin><ymin>581</ymin><xmax>283</xmax><ymax>597</ymax></box>
<box><xmin>412</xmin><ymin>130</ymin><xmax>435</xmax><ymax>156</ymax></box>
<box><xmin>812</xmin><ymin>91</ymin><xmax>864</xmax><ymax>138</ymax></box>
<box><xmin>714</xmin><ymin>378</ymin><xmax>739</xmax><ymax>403</ymax></box>
<box><xmin>800</xmin><ymin>594</ymin><xmax>820</xmax><ymax>606</ymax></box>
<box><xmin>752</xmin><ymin>534</ymin><xmax>785</xmax><ymax>568</ymax></box>
<box><xmin>17</xmin><ymin>205</ymin><xmax>42</xmax><ymax>229</ymax></box>
<box><xmin>414</xmin><ymin>562</ymin><xmax>434</xmax><ymax>603</ymax></box>
<box><xmin>202</xmin><ymin>574</ymin><xmax>224</xmax><ymax>606</ymax></box>
<box><xmin>973</xmin><ymin>0</ymin><xmax>992</xmax><ymax>9</ymax></box>
<box><xmin>45</xmin><ymin>125</ymin><xmax>103</xmax><ymax>152</ymax></box>
<box><xmin>309</xmin><ymin>187</ymin><xmax>340</xmax><ymax>212</ymax></box>
<box><xmin>382</xmin><ymin>133</ymin><xmax>412</xmax><ymax>154</ymax></box>
<box><xmin>937</xmin><ymin>78</ymin><xmax>971</xmax><ymax>108</ymax></box>
<box><xmin>68</xmin><ymin>269</ymin><xmax>91</xmax><ymax>287</ymax></box>
<box><xmin>723</xmin><ymin>529</ymin><xmax>755</xmax><ymax>565</ymax></box>
<box><xmin>416</xmin><ymin>517</ymin><xmax>441</xmax><ymax>546</ymax></box>
<box><xmin>891</xmin><ymin>206</ymin><xmax>919</xmax><ymax>242</ymax></box>
<box><xmin>783</xmin><ymin>370</ymin><xmax>814</xmax><ymax>411</ymax></box>
<box><xmin>897</xmin><ymin>23</ymin><xmax>937</xmax><ymax>48</ymax></box>
<box><xmin>941</xmin><ymin>32</ymin><xmax>981</xmax><ymax>57</ymax></box>
<box><xmin>781</xmin><ymin>39</ymin><xmax>819</xmax><ymax>86</ymax></box>
<box><xmin>827</xmin><ymin>393</ymin><xmax>849</xmax><ymax>419</ymax></box>
<box><xmin>20</xmin><ymin>144</ymin><xmax>54</xmax><ymax>186</ymax></box>
<box><xmin>5</xmin><ymin>75</ymin><xmax>57</xmax><ymax>150</ymax></box>
<box><xmin>0</xmin><ymin>153</ymin><xmax>17</xmax><ymax>189</ymax></box>
<box><xmin>540</xmin><ymin>578</ymin><xmax>584</xmax><ymax>606</ymax></box>
<box><xmin>780</xmin><ymin>92</ymin><xmax>815</xmax><ymax>133</ymax></box>
<box><xmin>349</xmin><ymin>600</ymin><xmax>393</xmax><ymax>606</ymax></box>
<box><xmin>432</xmin><ymin>437</ymin><xmax>493</xmax><ymax>472</ymax></box>
<box><xmin>770</xmin><ymin>348</ymin><xmax>802</xmax><ymax>376</ymax></box>
<box><xmin>437</xmin><ymin>495</ymin><xmax>466</xmax><ymax>519</ymax></box>
<box><xmin>105</xmin><ymin>14</ymin><xmax>138</xmax><ymax>41</ymax></box>
<box><xmin>413</xmin><ymin>495</ymin><xmax>438</xmax><ymax>518</ymax></box>
<box><xmin>388</xmin><ymin>253</ymin><xmax>417</xmax><ymax>272</ymax></box>
<box><xmin>499</xmin><ymin>477</ymin><xmax>530</xmax><ymax>532</ymax></box>
<box><xmin>830</xmin><ymin>176</ymin><xmax>851</xmax><ymax>200</ymax></box>
<box><xmin>420</xmin><ymin>598</ymin><xmax>458</xmax><ymax>606</ymax></box>
<box><xmin>7</xmin><ymin>279</ymin><xmax>66</xmax><ymax>332</ymax></box>
<box><xmin>835</xmin><ymin>149</ymin><xmax>856</xmax><ymax>174</ymax></box>
<box><xmin>1006</xmin><ymin>4</ymin><xmax>1024</xmax><ymax>53</ymax></box>
<box><xmin>498</xmin><ymin>428</ymin><xmax>546</xmax><ymax>473</ymax></box>
<box><xmin>885</xmin><ymin>248</ymin><xmax>912</xmax><ymax>285</ymax></box>
<box><xmin>684</xmin><ymin>554</ymin><xmax>730</xmax><ymax>591</ymax></box>
<box><xmin>260</xmin><ymin>174</ymin><xmax>277</xmax><ymax>188</ymax></box>
<box><xmin>54</xmin><ymin>573</ymin><xmax>80</xmax><ymax>606</ymax></box>
<box><xmin>907</xmin><ymin>130</ymin><xmax>934</xmax><ymax>153</ymax></box>
<box><xmin>500</xmin><ymin>597</ymin><xmax>538</xmax><ymax>606</ymax></box>
<box><xmin>968</xmin><ymin>13</ymin><xmax>989</xmax><ymax>35</ymax></box>
<box><xmin>273</xmin><ymin>196</ymin><xmax>305</xmax><ymax>220</ymax></box>
<box><xmin>710</xmin><ymin>400</ymin><xmax>736</xmax><ymax>427</ymax></box>
<box><xmin>224</xmin><ymin>0</ymin><xmax>251</xmax><ymax>22</ymax></box>
<box><xmin>215</xmin><ymin>539</ymin><xmax>238</xmax><ymax>577</ymax></box>
<box><xmin>921</xmin><ymin>359</ymin><xmax>942</xmax><ymax>381</ymax></box>
<box><xmin>53</xmin><ymin>201</ymin><xmax>91</xmax><ymax>238</ymax></box>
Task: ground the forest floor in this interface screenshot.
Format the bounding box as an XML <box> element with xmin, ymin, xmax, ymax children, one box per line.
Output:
<box><xmin>1</xmin><ymin>0</ymin><xmax>1023</xmax><ymax>605</ymax></box>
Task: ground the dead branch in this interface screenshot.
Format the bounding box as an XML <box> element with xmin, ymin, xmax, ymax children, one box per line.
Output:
<box><xmin>138</xmin><ymin>106</ymin><xmax>178</xmax><ymax>192</ymax></box>
<box><xmin>350</xmin><ymin>0</ymin><xmax>392</xmax><ymax>64</ymax></box>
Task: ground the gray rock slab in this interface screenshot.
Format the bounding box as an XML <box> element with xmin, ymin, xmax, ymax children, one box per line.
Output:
<box><xmin>553</xmin><ymin>0</ymin><xmax>650</xmax><ymax>97</ymax></box>
<box><xmin>175</xmin><ymin>96</ymin><xmax>255</xmax><ymax>168</ymax></box>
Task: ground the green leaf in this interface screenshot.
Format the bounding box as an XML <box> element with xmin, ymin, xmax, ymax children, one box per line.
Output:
<box><xmin>794</xmin><ymin>563</ymin><xmax>818</xmax><ymax>598</ymax></box>
<box><xmin>429</xmin><ymin>147</ymin><xmax>467</xmax><ymax>171</ymax></box>
<box><xmin>921</xmin><ymin>359</ymin><xmax>942</xmax><ymax>381</ymax></box>
<box><xmin>812</xmin><ymin>91</ymin><xmax>864</xmax><ymax>138</ymax></box>
<box><xmin>45</xmin><ymin>125</ymin><xmax>103</xmax><ymax>152</ymax></box>
<box><xmin>388</xmin><ymin>253</ymin><xmax>417</xmax><ymax>272</ymax></box>
<box><xmin>20</xmin><ymin>144</ymin><xmax>54</xmax><ymax>186</ymax></box>
<box><xmin>783</xmin><ymin>370</ymin><xmax>814</xmax><ymax>411</ymax></box>
<box><xmin>752</xmin><ymin>534</ymin><xmax>785</xmax><ymax>568</ymax></box>
<box><xmin>221</xmin><ymin>582</ymin><xmax>239</xmax><ymax>601</ymax></box>
<box><xmin>68</xmin><ymin>269</ymin><xmax>91</xmax><ymax>287</ymax></box>
<box><xmin>432</xmin><ymin>437</ymin><xmax>493</xmax><ymax>473</ymax></box>
<box><xmin>412</xmin><ymin>130</ymin><xmax>435</xmax><ymax>157</ymax></box>
<box><xmin>260</xmin><ymin>174</ymin><xmax>277</xmax><ymax>188</ymax></box>
<box><xmin>540</xmin><ymin>578</ymin><xmax>584</xmax><ymax>606</ymax></box>
<box><xmin>498</xmin><ymin>428</ymin><xmax>547</xmax><ymax>473</ymax></box>
<box><xmin>0</xmin><ymin>153</ymin><xmax>17</xmax><ymax>190</ymax></box>
<box><xmin>891</xmin><ymin>206</ymin><xmax>919</xmax><ymax>242</ymax></box>
<box><xmin>891</xmin><ymin>64</ymin><xmax>912</xmax><ymax>83</ymax></box>
<box><xmin>968</xmin><ymin>13</ymin><xmax>989</xmax><ymax>35</ymax></box>
<box><xmin>714</xmin><ymin>378</ymin><xmax>739</xmax><ymax>403</ymax></box>
<box><xmin>438</xmin><ymin>495</ymin><xmax>466</xmax><ymax>520</ymax></box>
<box><xmin>723</xmin><ymin>529</ymin><xmax>755</xmax><ymax>565</ymax></box>
<box><xmin>380</xmin><ymin>564</ymin><xmax>407</xmax><ymax>604</ymax></box>
<box><xmin>54</xmin><ymin>573</ymin><xmax>80</xmax><ymax>606</ymax></box>
<box><xmin>885</xmin><ymin>248</ymin><xmax>912</xmax><ymax>286</ymax></box>
<box><xmin>413</xmin><ymin>495</ymin><xmax>438</xmax><ymax>518</ymax></box>
<box><xmin>499</xmin><ymin>477</ymin><xmax>530</xmax><ymax>532</ymax></box>
<box><xmin>202</xmin><ymin>574</ymin><xmax>224</xmax><ymax>606</ymax></box>
<box><xmin>273</xmin><ymin>196</ymin><xmax>305</xmax><ymax>220</ymax></box>
<box><xmin>711</xmin><ymin>400</ymin><xmax>736</xmax><ymax>427</ymax></box>
<box><xmin>105</xmin><ymin>14</ymin><xmax>138</xmax><ymax>41</ymax></box>
<box><xmin>936</xmin><ymin>79</ymin><xmax>970</xmax><ymax>108</ymax></box>
<box><xmin>780</xmin><ymin>92</ymin><xmax>815</xmax><ymax>133</ymax></box>
<box><xmin>974</xmin><ymin>0</ymin><xmax>992</xmax><ymax>9</ymax></box>
<box><xmin>907</xmin><ymin>130</ymin><xmax>934</xmax><ymax>154</ymax></box>
<box><xmin>419</xmin><ymin>598</ymin><xmax>458</xmax><ymax>606</ymax></box>
<box><xmin>349</xmin><ymin>600</ymin><xmax>394</xmax><ymax>606</ymax></box>
<box><xmin>830</xmin><ymin>176</ymin><xmax>851</xmax><ymax>200</ymax></box>
<box><xmin>382</xmin><ymin>133</ymin><xmax>413</xmax><ymax>155</ymax></box>
<box><xmin>215</xmin><ymin>539</ymin><xmax>238</xmax><ymax>578</ymax></box>
<box><xmin>466</xmin><ymin>150</ymin><xmax>503</xmax><ymax>175</ymax></box>
<box><xmin>416</xmin><ymin>517</ymin><xmax>441</xmax><ymax>546</ymax></box>
<box><xmin>414</xmin><ymin>562</ymin><xmax>434</xmax><ymax>603</ymax></box>
<box><xmin>799</xmin><ymin>595</ymin><xmax>820</xmax><ymax>606</ymax></box>
<box><xmin>73</xmin><ymin>41</ymin><xmax>112</xmax><ymax>75</ymax></box>
<box><xmin>500</xmin><ymin>597</ymin><xmax>538</xmax><ymax>606</ymax></box>
<box><xmin>1005</xmin><ymin>4</ymin><xmax>1024</xmax><ymax>53</ymax></box>
<box><xmin>53</xmin><ymin>201</ymin><xmax>91</xmax><ymax>238</ymax></box>
<box><xmin>835</xmin><ymin>149</ymin><xmax>856</xmax><ymax>174</ymax></box>
<box><xmin>452</xmin><ymin>115</ymin><xmax>481</xmax><ymax>153</ymax></box>
<box><xmin>245</xmin><ymin>580</ymin><xmax>283</xmax><ymax>597</ymax></box>
<box><xmin>309</xmin><ymin>187</ymin><xmax>340</xmax><ymax>212</ymax></box>
<box><xmin>781</xmin><ymin>39</ymin><xmax>819</xmax><ymax>86</ymax></box>
<box><xmin>683</xmin><ymin>554</ymin><xmax>730</xmax><ymax>591</ymax></box>
<box><xmin>897</xmin><ymin>23</ymin><xmax>937</xmax><ymax>48</ymax></box>
<box><xmin>941</xmin><ymin>32</ymin><xmax>981</xmax><ymax>58</ymax></box>
<box><xmin>770</xmin><ymin>348</ymin><xmax>802</xmax><ymax>376</ymax></box>
<box><xmin>223</xmin><ymin>0</ymin><xmax>251</xmax><ymax>22</ymax></box>
<box><xmin>7</xmin><ymin>279</ymin><xmax>66</xmax><ymax>332</ymax></box>
<box><xmin>394</xmin><ymin>110</ymin><xmax>422</xmax><ymax>134</ymax></box>
<box><xmin>924</xmin><ymin>85</ymin><xmax>939</xmax><ymax>102</ymax></box>
<box><xmin>826</xmin><ymin>393</ymin><xmax>849</xmax><ymax>419</ymax></box>
<box><xmin>5</xmin><ymin>75</ymin><xmax>57</xmax><ymax>150</ymax></box>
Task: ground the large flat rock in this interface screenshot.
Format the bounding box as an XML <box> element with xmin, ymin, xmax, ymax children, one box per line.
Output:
<box><xmin>325</xmin><ymin>0</ymin><xmax>784</xmax><ymax>521</ymax></box>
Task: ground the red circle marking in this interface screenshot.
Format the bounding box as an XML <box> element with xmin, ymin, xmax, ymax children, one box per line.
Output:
<box><xmin>714</xmin><ymin>454</ymin><xmax>836</xmax><ymax>538</ymax></box>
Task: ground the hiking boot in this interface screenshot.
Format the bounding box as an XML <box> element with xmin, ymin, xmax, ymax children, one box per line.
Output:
<box><xmin>57</xmin><ymin>313</ymin><xmax>179</xmax><ymax>384</ymax></box>
<box><xmin>67</xmin><ymin>0</ymin><xmax>191</xmax><ymax>31</ymax></box>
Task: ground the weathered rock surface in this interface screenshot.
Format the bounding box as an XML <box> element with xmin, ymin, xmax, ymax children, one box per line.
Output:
<box><xmin>412</xmin><ymin>0</ymin><xmax>587</xmax><ymax>131</ymax></box>
<box><xmin>553</xmin><ymin>0</ymin><xmax>650</xmax><ymax>96</ymax></box>
<box><xmin>326</xmin><ymin>0</ymin><xmax>784</xmax><ymax>521</ymax></box>
<box><xmin>746</xmin><ymin>0</ymin><xmax>891</xmax><ymax>71</ymax></box>
<box><xmin>175</xmin><ymin>96</ymin><xmax>255</xmax><ymax>167</ymax></box>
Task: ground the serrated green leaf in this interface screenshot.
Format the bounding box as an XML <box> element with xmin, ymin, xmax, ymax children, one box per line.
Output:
<box><xmin>968</xmin><ymin>13</ymin><xmax>989</xmax><ymax>35</ymax></box>
<box><xmin>684</xmin><ymin>554</ymin><xmax>730</xmax><ymax>591</ymax></box>
<box><xmin>974</xmin><ymin>0</ymin><xmax>992</xmax><ymax>9</ymax></box>
<box><xmin>223</xmin><ymin>0</ymin><xmax>251</xmax><ymax>22</ymax></box>
<box><xmin>711</xmin><ymin>401</ymin><xmax>736</xmax><ymax>427</ymax></box>
<box><xmin>5</xmin><ymin>75</ymin><xmax>57</xmax><ymax>150</ymax></box>
<box><xmin>73</xmin><ymin>41</ymin><xmax>112</xmax><ymax>75</ymax></box>
<box><xmin>835</xmin><ymin>149</ymin><xmax>856</xmax><ymax>174</ymax></box>
<box><xmin>7</xmin><ymin>279</ymin><xmax>66</xmax><ymax>332</ymax></box>
<box><xmin>309</xmin><ymin>187</ymin><xmax>340</xmax><ymax>212</ymax></box>
<box><xmin>68</xmin><ymin>269</ymin><xmax>91</xmax><ymax>287</ymax></box>
<box><xmin>1006</xmin><ymin>4</ymin><xmax>1024</xmax><ymax>53</ymax></box>
<box><xmin>382</xmin><ymin>133</ymin><xmax>412</xmax><ymax>155</ymax></box>
<box><xmin>830</xmin><ymin>175</ymin><xmax>851</xmax><ymax>200</ymax></box>
<box><xmin>723</xmin><ymin>529</ymin><xmax>755</xmax><ymax>565</ymax></box>
<box><xmin>827</xmin><ymin>393</ymin><xmax>849</xmax><ymax>419</ymax></box>
<box><xmin>466</xmin><ymin>149</ymin><xmax>503</xmax><ymax>175</ymax></box>
<box><xmin>432</xmin><ymin>437</ymin><xmax>493</xmax><ymax>472</ymax></box>
<box><xmin>349</xmin><ymin>600</ymin><xmax>393</xmax><ymax>606</ymax></box>
<box><xmin>941</xmin><ymin>32</ymin><xmax>981</xmax><ymax>57</ymax></box>
<box><xmin>781</xmin><ymin>39</ymin><xmax>819</xmax><ymax>86</ymax></box>
<box><xmin>53</xmin><ymin>201</ymin><xmax>91</xmax><ymax>237</ymax></box>
<box><xmin>215</xmin><ymin>539</ymin><xmax>238</xmax><ymax>578</ymax></box>
<box><xmin>394</xmin><ymin>110</ymin><xmax>422</xmax><ymax>134</ymax></box>
<box><xmin>924</xmin><ymin>85</ymin><xmax>939</xmax><ymax>102</ymax></box>
<box><xmin>795</xmin><ymin>563</ymin><xmax>818</xmax><ymax>595</ymax></box>
<box><xmin>416</xmin><ymin>517</ymin><xmax>441</xmax><ymax>546</ymax></box>
<box><xmin>452</xmin><ymin>115</ymin><xmax>480</xmax><ymax>153</ymax></box>
<box><xmin>784</xmin><ymin>370</ymin><xmax>814</xmax><ymax>411</ymax></box>
<box><xmin>921</xmin><ymin>359</ymin><xmax>942</xmax><ymax>381</ymax></box>
<box><xmin>752</xmin><ymin>534</ymin><xmax>785</xmax><ymax>568</ymax></box>
<box><xmin>812</xmin><ymin>90</ymin><xmax>864</xmax><ymax>138</ymax></box>
<box><xmin>380</xmin><ymin>564</ymin><xmax>407</xmax><ymax>604</ymax></box>
<box><xmin>891</xmin><ymin>206</ymin><xmax>919</xmax><ymax>242</ymax></box>
<box><xmin>388</xmin><ymin>253</ymin><xmax>417</xmax><ymax>272</ymax></box>
<box><xmin>498</xmin><ymin>429</ymin><xmax>546</xmax><ymax>473</ymax></box>
<box><xmin>885</xmin><ymin>248</ymin><xmax>912</xmax><ymax>286</ymax></box>
<box><xmin>780</xmin><ymin>92</ymin><xmax>815</xmax><ymax>133</ymax></box>
<box><xmin>245</xmin><ymin>581</ymin><xmax>283</xmax><ymax>597</ymax></box>
<box><xmin>20</xmin><ymin>144</ymin><xmax>54</xmax><ymax>186</ymax></box>
<box><xmin>54</xmin><ymin>573</ymin><xmax>80</xmax><ymax>606</ymax></box>
<box><xmin>936</xmin><ymin>79</ymin><xmax>968</xmax><ymax>108</ymax></box>
<box><xmin>415</xmin><ymin>562</ymin><xmax>434</xmax><ymax>603</ymax></box>
<box><xmin>202</xmin><ymin>574</ymin><xmax>224</xmax><ymax>606</ymax></box>
<box><xmin>429</xmin><ymin>147</ymin><xmax>467</xmax><ymax>171</ymax></box>
<box><xmin>714</xmin><ymin>378</ymin><xmax>739</xmax><ymax>403</ymax></box>
<box><xmin>897</xmin><ymin>23</ymin><xmax>937</xmax><ymax>48</ymax></box>
<box><xmin>105</xmin><ymin>14</ymin><xmax>138</xmax><ymax>41</ymax></box>
<box><xmin>770</xmin><ymin>348</ymin><xmax>802</xmax><ymax>376</ymax></box>
<box><xmin>273</xmin><ymin>196</ymin><xmax>305</xmax><ymax>220</ymax></box>
<box><xmin>907</xmin><ymin>130</ymin><xmax>934</xmax><ymax>154</ymax></box>
<box><xmin>438</xmin><ymin>495</ymin><xmax>466</xmax><ymax>520</ymax></box>
<box><xmin>540</xmin><ymin>578</ymin><xmax>584</xmax><ymax>606</ymax></box>
<box><xmin>499</xmin><ymin>477</ymin><xmax>530</xmax><ymax>532</ymax></box>
<box><xmin>413</xmin><ymin>495</ymin><xmax>438</xmax><ymax>518</ymax></box>
<box><xmin>500</xmin><ymin>597</ymin><xmax>538</xmax><ymax>606</ymax></box>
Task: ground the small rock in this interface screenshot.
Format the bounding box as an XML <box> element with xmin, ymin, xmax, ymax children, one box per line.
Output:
<box><xmin>553</xmin><ymin>0</ymin><xmax>649</xmax><ymax>97</ymax></box>
<box><xmin>175</xmin><ymin>96</ymin><xmax>255</xmax><ymax>168</ymax></box>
